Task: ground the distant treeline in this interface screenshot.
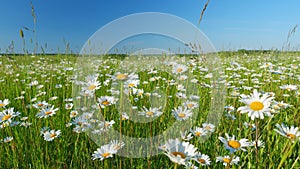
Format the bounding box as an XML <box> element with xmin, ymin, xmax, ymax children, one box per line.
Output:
<box><xmin>1</xmin><ymin>50</ymin><xmax>300</xmax><ymax>57</ymax></box>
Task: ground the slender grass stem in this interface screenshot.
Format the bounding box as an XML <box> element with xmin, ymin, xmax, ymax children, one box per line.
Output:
<box><xmin>174</xmin><ymin>163</ymin><xmax>178</xmax><ymax>169</ymax></box>
<box><xmin>119</xmin><ymin>81</ymin><xmax>123</xmax><ymax>169</ymax></box>
<box><xmin>148</xmin><ymin>121</ymin><xmax>153</xmax><ymax>169</ymax></box>
<box><xmin>255</xmin><ymin>119</ymin><xmax>260</xmax><ymax>168</ymax></box>
<box><xmin>277</xmin><ymin>140</ymin><xmax>298</xmax><ymax>169</ymax></box>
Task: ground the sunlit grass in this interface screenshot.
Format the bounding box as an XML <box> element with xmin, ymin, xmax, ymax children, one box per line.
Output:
<box><xmin>0</xmin><ymin>52</ymin><xmax>299</xmax><ymax>169</ymax></box>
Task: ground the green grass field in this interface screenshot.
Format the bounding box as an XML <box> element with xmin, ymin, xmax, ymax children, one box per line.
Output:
<box><xmin>0</xmin><ymin>52</ymin><xmax>299</xmax><ymax>169</ymax></box>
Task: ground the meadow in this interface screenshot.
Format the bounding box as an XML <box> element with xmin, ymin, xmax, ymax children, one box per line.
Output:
<box><xmin>0</xmin><ymin>51</ymin><xmax>299</xmax><ymax>169</ymax></box>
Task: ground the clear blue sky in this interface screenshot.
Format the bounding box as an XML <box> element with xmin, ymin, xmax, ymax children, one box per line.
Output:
<box><xmin>0</xmin><ymin>0</ymin><xmax>300</xmax><ymax>53</ymax></box>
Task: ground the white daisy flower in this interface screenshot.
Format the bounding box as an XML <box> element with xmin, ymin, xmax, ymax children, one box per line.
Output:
<box><xmin>97</xmin><ymin>96</ymin><xmax>117</xmax><ymax>108</ymax></box>
<box><xmin>0</xmin><ymin>122</ymin><xmax>10</xmax><ymax>129</ymax></box>
<box><xmin>138</xmin><ymin>106</ymin><xmax>163</xmax><ymax>118</ymax></box>
<box><xmin>84</xmin><ymin>74</ymin><xmax>101</xmax><ymax>91</ymax></box>
<box><xmin>260</xmin><ymin>62</ymin><xmax>273</xmax><ymax>69</ymax></box>
<box><xmin>192</xmin><ymin>152</ymin><xmax>211</xmax><ymax>166</ymax></box>
<box><xmin>120</xmin><ymin>112</ymin><xmax>129</xmax><ymax>120</ymax></box>
<box><xmin>131</xmin><ymin>88</ymin><xmax>144</xmax><ymax>97</ymax></box>
<box><xmin>0</xmin><ymin>99</ymin><xmax>10</xmax><ymax>108</ymax></box>
<box><xmin>55</xmin><ymin>84</ymin><xmax>62</xmax><ymax>88</ymax></box>
<box><xmin>20</xmin><ymin>122</ymin><xmax>32</xmax><ymax>127</ymax></box>
<box><xmin>99</xmin><ymin>120</ymin><xmax>115</xmax><ymax>131</ymax></box>
<box><xmin>176</xmin><ymin>92</ymin><xmax>187</xmax><ymax>99</ymax></box>
<box><xmin>20</xmin><ymin>117</ymin><xmax>28</xmax><ymax>121</ymax></box>
<box><xmin>32</xmin><ymin>101</ymin><xmax>49</xmax><ymax>109</ymax></box>
<box><xmin>1</xmin><ymin>136</ymin><xmax>13</xmax><ymax>143</ymax></box>
<box><xmin>71</xmin><ymin>116</ymin><xmax>90</xmax><ymax>129</ymax></box>
<box><xmin>65</xmin><ymin>103</ymin><xmax>73</xmax><ymax>110</ymax></box>
<box><xmin>180</xmin><ymin>130</ymin><xmax>193</xmax><ymax>141</ymax></box>
<box><xmin>237</xmin><ymin>89</ymin><xmax>274</xmax><ymax>120</ymax></box>
<box><xmin>179</xmin><ymin>75</ymin><xmax>188</xmax><ymax>81</ymax></box>
<box><xmin>202</xmin><ymin>123</ymin><xmax>215</xmax><ymax>132</ymax></box>
<box><xmin>64</xmin><ymin>98</ymin><xmax>73</xmax><ymax>102</ymax></box>
<box><xmin>172</xmin><ymin>106</ymin><xmax>193</xmax><ymax>121</ymax></box>
<box><xmin>49</xmin><ymin>96</ymin><xmax>58</xmax><ymax>101</ymax></box>
<box><xmin>36</xmin><ymin>105</ymin><xmax>59</xmax><ymax>118</ymax></box>
<box><xmin>112</xmin><ymin>72</ymin><xmax>129</xmax><ymax>81</ymax></box>
<box><xmin>110</xmin><ymin>140</ymin><xmax>125</xmax><ymax>151</ymax></box>
<box><xmin>69</xmin><ymin>110</ymin><xmax>78</xmax><ymax>118</ymax></box>
<box><xmin>224</xmin><ymin>105</ymin><xmax>235</xmax><ymax>112</ymax></box>
<box><xmin>0</xmin><ymin>108</ymin><xmax>21</xmax><ymax>123</ymax></box>
<box><xmin>251</xmin><ymin>140</ymin><xmax>265</xmax><ymax>148</ymax></box>
<box><xmin>216</xmin><ymin>155</ymin><xmax>240</xmax><ymax>166</ymax></box>
<box><xmin>92</xmin><ymin>140</ymin><xmax>124</xmax><ymax>160</ymax></box>
<box><xmin>279</xmin><ymin>84</ymin><xmax>298</xmax><ymax>91</ymax></box>
<box><xmin>273</xmin><ymin>101</ymin><xmax>291</xmax><ymax>109</ymax></box>
<box><xmin>177</xmin><ymin>84</ymin><xmax>186</xmax><ymax>91</ymax></box>
<box><xmin>218</xmin><ymin>133</ymin><xmax>250</xmax><ymax>154</ymax></box>
<box><xmin>190</xmin><ymin>127</ymin><xmax>208</xmax><ymax>137</ymax></box>
<box><xmin>111</xmin><ymin>72</ymin><xmax>137</xmax><ymax>81</ymax></box>
<box><xmin>30</xmin><ymin>97</ymin><xmax>37</xmax><ymax>102</ymax></box>
<box><xmin>43</xmin><ymin>129</ymin><xmax>61</xmax><ymax>141</ymax></box>
<box><xmin>172</xmin><ymin>63</ymin><xmax>188</xmax><ymax>74</ymax></box>
<box><xmin>125</xmin><ymin>79</ymin><xmax>139</xmax><ymax>88</ymax></box>
<box><xmin>274</xmin><ymin>123</ymin><xmax>300</xmax><ymax>142</ymax></box>
<box><xmin>161</xmin><ymin>138</ymin><xmax>197</xmax><ymax>165</ymax></box>
<box><xmin>183</xmin><ymin>100</ymin><xmax>199</xmax><ymax>109</ymax></box>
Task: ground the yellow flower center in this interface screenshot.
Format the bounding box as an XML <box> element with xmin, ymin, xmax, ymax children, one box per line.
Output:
<box><xmin>198</xmin><ymin>158</ymin><xmax>205</xmax><ymax>164</ymax></box>
<box><xmin>2</xmin><ymin>114</ymin><xmax>12</xmax><ymax>121</ymax></box>
<box><xmin>0</xmin><ymin>103</ymin><xmax>6</xmax><ymax>107</ymax></box>
<box><xmin>128</xmin><ymin>83</ymin><xmax>135</xmax><ymax>87</ymax></box>
<box><xmin>205</xmin><ymin>126</ymin><xmax>211</xmax><ymax>130</ymax></box>
<box><xmin>45</xmin><ymin>111</ymin><xmax>52</xmax><ymax>115</ymax></box>
<box><xmin>38</xmin><ymin>103</ymin><xmax>44</xmax><ymax>107</ymax></box>
<box><xmin>178</xmin><ymin>113</ymin><xmax>186</xmax><ymax>118</ymax></box>
<box><xmin>176</xmin><ymin>68</ymin><xmax>183</xmax><ymax>73</ymax></box>
<box><xmin>249</xmin><ymin>101</ymin><xmax>264</xmax><ymax>111</ymax></box>
<box><xmin>50</xmin><ymin>133</ymin><xmax>57</xmax><ymax>138</ymax></box>
<box><xmin>286</xmin><ymin>133</ymin><xmax>296</xmax><ymax>140</ymax></box>
<box><xmin>102</xmin><ymin>101</ymin><xmax>110</xmax><ymax>105</ymax></box>
<box><xmin>71</xmin><ymin>112</ymin><xmax>77</xmax><ymax>116</ymax></box>
<box><xmin>171</xmin><ymin>151</ymin><xmax>186</xmax><ymax>159</ymax></box>
<box><xmin>88</xmin><ymin>84</ymin><xmax>96</xmax><ymax>91</ymax></box>
<box><xmin>146</xmin><ymin>111</ymin><xmax>154</xmax><ymax>116</ymax></box>
<box><xmin>116</xmin><ymin>74</ymin><xmax>128</xmax><ymax>80</ymax></box>
<box><xmin>102</xmin><ymin>153</ymin><xmax>110</xmax><ymax>158</ymax></box>
<box><xmin>187</xmin><ymin>103</ymin><xmax>194</xmax><ymax>108</ymax></box>
<box><xmin>195</xmin><ymin>132</ymin><xmax>202</xmax><ymax>137</ymax></box>
<box><xmin>223</xmin><ymin>158</ymin><xmax>231</xmax><ymax>163</ymax></box>
<box><xmin>228</xmin><ymin>140</ymin><xmax>241</xmax><ymax>149</ymax></box>
<box><xmin>278</xmin><ymin>103</ymin><xmax>284</xmax><ymax>107</ymax></box>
